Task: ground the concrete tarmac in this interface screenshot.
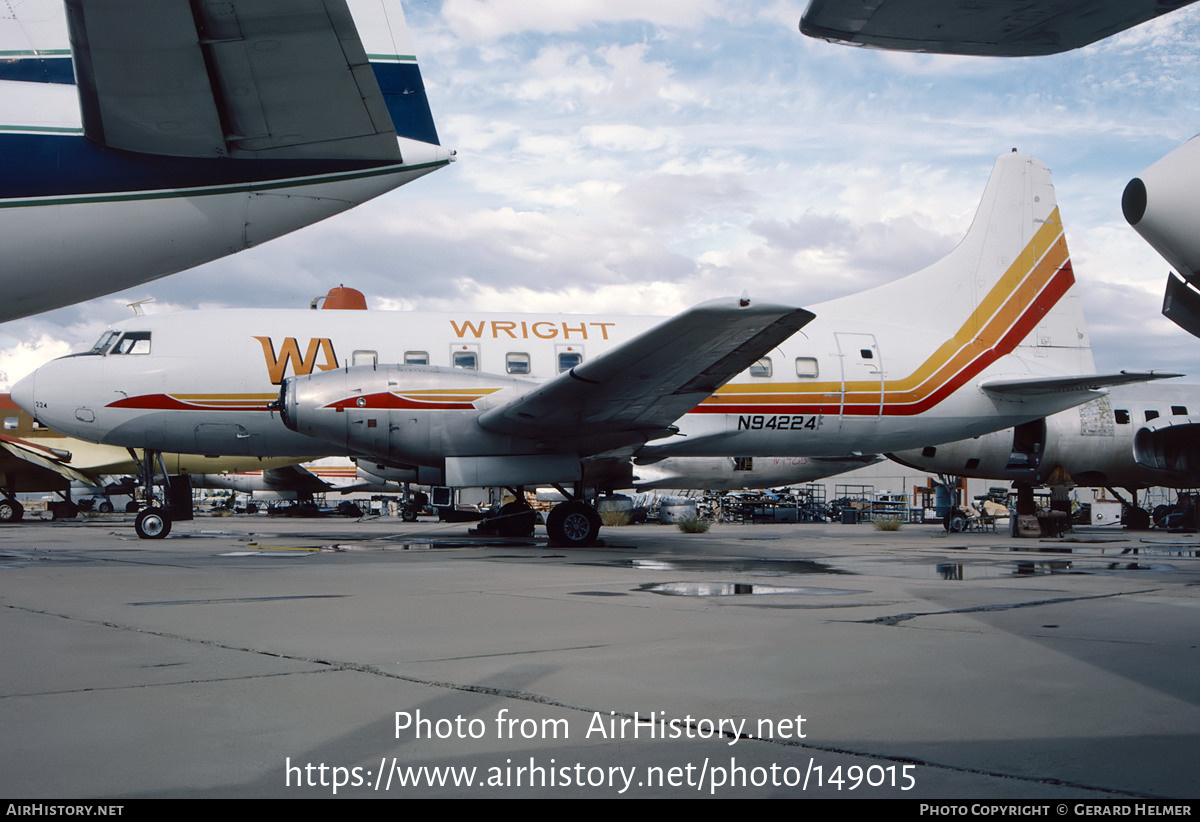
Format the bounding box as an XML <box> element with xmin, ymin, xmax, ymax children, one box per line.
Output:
<box><xmin>1</xmin><ymin>513</ymin><xmax>1197</xmax><ymax>799</ymax></box>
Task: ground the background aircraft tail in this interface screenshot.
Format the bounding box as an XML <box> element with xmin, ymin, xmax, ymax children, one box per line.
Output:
<box><xmin>350</xmin><ymin>0</ymin><xmax>442</xmax><ymax>146</ymax></box>
<box><xmin>823</xmin><ymin>150</ymin><xmax>1096</xmax><ymax>378</ymax></box>
<box><xmin>0</xmin><ymin>0</ymin><xmax>442</xmax><ymax>153</ymax></box>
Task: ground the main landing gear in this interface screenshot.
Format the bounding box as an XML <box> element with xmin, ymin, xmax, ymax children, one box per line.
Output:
<box><xmin>545</xmin><ymin>485</ymin><xmax>602</xmax><ymax>547</ymax></box>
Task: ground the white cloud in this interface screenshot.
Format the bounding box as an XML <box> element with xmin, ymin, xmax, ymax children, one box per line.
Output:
<box><xmin>0</xmin><ymin>335</ymin><xmax>72</xmax><ymax>392</ymax></box>
<box><xmin>441</xmin><ymin>0</ymin><xmax>723</xmax><ymax>41</ymax></box>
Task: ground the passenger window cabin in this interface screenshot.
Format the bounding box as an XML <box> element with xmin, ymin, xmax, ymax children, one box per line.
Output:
<box><xmin>795</xmin><ymin>357</ymin><xmax>819</xmax><ymax>378</ymax></box>
<box><xmin>403</xmin><ymin>351</ymin><xmax>429</xmax><ymax>366</ymax></box>
<box><xmin>506</xmin><ymin>352</ymin><xmax>531</xmax><ymax>375</ymax></box>
<box><xmin>557</xmin><ymin>351</ymin><xmax>582</xmax><ymax>373</ymax></box>
<box><xmin>749</xmin><ymin>357</ymin><xmax>772</xmax><ymax>378</ymax></box>
<box><xmin>452</xmin><ymin>350</ymin><xmax>478</xmax><ymax>370</ymax></box>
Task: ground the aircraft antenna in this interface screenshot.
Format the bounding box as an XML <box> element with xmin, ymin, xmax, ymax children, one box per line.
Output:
<box><xmin>126</xmin><ymin>298</ymin><xmax>155</xmax><ymax>316</ymax></box>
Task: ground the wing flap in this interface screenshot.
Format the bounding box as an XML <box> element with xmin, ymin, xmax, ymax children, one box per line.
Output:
<box><xmin>981</xmin><ymin>371</ymin><xmax>1183</xmax><ymax>397</ymax></box>
<box><xmin>479</xmin><ymin>298</ymin><xmax>815</xmax><ymax>438</ymax></box>
<box><xmin>65</xmin><ymin>0</ymin><xmax>400</xmax><ymax>161</ymax></box>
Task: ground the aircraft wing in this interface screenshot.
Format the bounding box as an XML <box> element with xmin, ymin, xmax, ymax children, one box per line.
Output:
<box><xmin>980</xmin><ymin>371</ymin><xmax>1183</xmax><ymax>397</ymax></box>
<box><xmin>65</xmin><ymin>0</ymin><xmax>400</xmax><ymax>161</ymax></box>
<box><xmin>478</xmin><ymin>298</ymin><xmax>815</xmax><ymax>439</ymax></box>
<box><xmin>799</xmin><ymin>0</ymin><xmax>1197</xmax><ymax>56</ymax></box>
<box><xmin>0</xmin><ymin>435</ymin><xmax>95</xmax><ymax>487</ymax></box>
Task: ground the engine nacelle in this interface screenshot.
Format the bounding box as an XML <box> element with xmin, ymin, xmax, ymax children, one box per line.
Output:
<box><xmin>1133</xmin><ymin>417</ymin><xmax>1200</xmax><ymax>479</ymax></box>
<box><xmin>278</xmin><ymin>364</ymin><xmax>531</xmax><ymax>463</ymax></box>
<box><xmin>1124</xmin><ymin>137</ymin><xmax>1200</xmax><ymax>336</ymax></box>
<box><xmin>277</xmin><ymin>365</ymin><xmax>587</xmax><ymax>486</ymax></box>
<box><xmin>354</xmin><ymin>459</ymin><xmax>444</xmax><ymax>486</ymax></box>
<box><xmin>1124</xmin><ymin>137</ymin><xmax>1200</xmax><ymax>278</ymax></box>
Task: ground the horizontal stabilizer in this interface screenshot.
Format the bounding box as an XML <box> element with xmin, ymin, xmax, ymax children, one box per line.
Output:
<box><xmin>981</xmin><ymin>371</ymin><xmax>1183</xmax><ymax>397</ymax></box>
<box><xmin>66</xmin><ymin>0</ymin><xmax>401</xmax><ymax>161</ymax></box>
<box><xmin>479</xmin><ymin>298</ymin><xmax>815</xmax><ymax>438</ymax></box>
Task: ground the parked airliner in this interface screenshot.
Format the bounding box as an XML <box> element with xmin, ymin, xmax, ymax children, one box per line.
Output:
<box><xmin>14</xmin><ymin>152</ymin><xmax>1169</xmax><ymax>543</ymax></box>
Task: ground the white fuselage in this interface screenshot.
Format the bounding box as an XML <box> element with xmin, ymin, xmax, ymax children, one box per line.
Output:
<box><xmin>13</xmin><ymin>297</ymin><xmax>1099</xmax><ymax>467</ymax></box>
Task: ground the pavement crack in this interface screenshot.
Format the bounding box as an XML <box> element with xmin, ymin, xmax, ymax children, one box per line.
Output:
<box><xmin>855</xmin><ymin>589</ymin><xmax>1158</xmax><ymax>626</ymax></box>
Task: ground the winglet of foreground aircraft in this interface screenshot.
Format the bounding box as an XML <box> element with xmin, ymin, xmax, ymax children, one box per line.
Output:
<box><xmin>0</xmin><ymin>0</ymin><xmax>453</xmax><ymax>321</ymax></box>
<box><xmin>14</xmin><ymin>151</ymin><xmax>1170</xmax><ymax>543</ymax></box>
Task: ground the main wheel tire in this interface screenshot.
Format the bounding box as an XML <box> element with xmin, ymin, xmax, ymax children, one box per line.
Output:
<box><xmin>51</xmin><ymin>501</ymin><xmax>79</xmax><ymax>520</ymax></box>
<box><xmin>0</xmin><ymin>499</ymin><xmax>23</xmax><ymax>523</ymax></box>
<box><xmin>401</xmin><ymin>506</ymin><xmax>418</xmax><ymax>522</ymax></box>
<box><xmin>495</xmin><ymin>501</ymin><xmax>537</xmax><ymax>537</ymax></box>
<box><xmin>135</xmin><ymin>507</ymin><xmax>171</xmax><ymax>539</ymax></box>
<box><xmin>944</xmin><ymin>508</ymin><xmax>968</xmax><ymax>533</ymax></box>
<box><xmin>97</xmin><ymin>501</ymin><xmax>114</xmax><ymax>514</ymax></box>
<box><xmin>546</xmin><ymin>501</ymin><xmax>601</xmax><ymax>546</ymax></box>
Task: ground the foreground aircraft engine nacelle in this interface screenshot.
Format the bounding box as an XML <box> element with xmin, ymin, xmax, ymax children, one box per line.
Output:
<box><xmin>277</xmin><ymin>365</ymin><xmax>526</xmax><ymax>467</ymax></box>
<box><xmin>1123</xmin><ymin>137</ymin><xmax>1200</xmax><ymax>337</ymax></box>
<box><xmin>276</xmin><ymin>365</ymin><xmax>647</xmax><ymax>487</ymax></box>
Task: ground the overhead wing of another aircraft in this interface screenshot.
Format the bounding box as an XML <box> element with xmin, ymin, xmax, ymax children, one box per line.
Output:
<box><xmin>67</xmin><ymin>0</ymin><xmax>399</xmax><ymax>161</ymax></box>
<box><xmin>477</xmin><ymin>298</ymin><xmax>816</xmax><ymax>441</ymax></box>
<box><xmin>799</xmin><ymin>0</ymin><xmax>1198</xmax><ymax>56</ymax></box>
<box><xmin>0</xmin><ymin>0</ymin><xmax>453</xmax><ymax>322</ymax></box>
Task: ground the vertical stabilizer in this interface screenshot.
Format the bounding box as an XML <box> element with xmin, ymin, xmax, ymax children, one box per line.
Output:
<box><xmin>821</xmin><ymin>150</ymin><xmax>1094</xmax><ymax>377</ymax></box>
<box><xmin>350</xmin><ymin>0</ymin><xmax>441</xmax><ymax>146</ymax></box>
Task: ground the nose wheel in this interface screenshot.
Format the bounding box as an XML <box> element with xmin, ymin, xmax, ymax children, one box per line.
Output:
<box><xmin>134</xmin><ymin>507</ymin><xmax>171</xmax><ymax>539</ymax></box>
<box><xmin>130</xmin><ymin>448</ymin><xmax>191</xmax><ymax>539</ymax></box>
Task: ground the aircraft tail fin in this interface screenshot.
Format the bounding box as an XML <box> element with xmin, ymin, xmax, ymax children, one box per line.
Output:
<box><xmin>824</xmin><ymin>150</ymin><xmax>1095</xmax><ymax>380</ymax></box>
<box><xmin>351</xmin><ymin>0</ymin><xmax>442</xmax><ymax>146</ymax></box>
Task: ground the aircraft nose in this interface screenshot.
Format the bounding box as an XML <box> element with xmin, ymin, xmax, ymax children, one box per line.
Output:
<box><xmin>10</xmin><ymin>370</ymin><xmax>35</xmax><ymax>417</ymax></box>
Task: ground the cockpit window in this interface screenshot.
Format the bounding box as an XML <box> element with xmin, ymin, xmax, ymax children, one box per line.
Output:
<box><xmin>111</xmin><ymin>331</ymin><xmax>151</xmax><ymax>355</ymax></box>
<box><xmin>87</xmin><ymin>330</ymin><xmax>120</xmax><ymax>355</ymax></box>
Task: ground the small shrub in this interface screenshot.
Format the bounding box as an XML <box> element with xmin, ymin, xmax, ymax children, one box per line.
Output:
<box><xmin>677</xmin><ymin>515</ymin><xmax>711</xmax><ymax>533</ymax></box>
<box><xmin>600</xmin><ymin>509</ymin><xmax>631</xmax><ymax>527</ymax></box>
<box><xmin>873</xmin><ymin>516</ymin><xmax>903</xmax><ymax>531</ymax></box>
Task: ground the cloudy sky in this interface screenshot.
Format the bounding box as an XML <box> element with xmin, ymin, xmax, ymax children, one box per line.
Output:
<box><xmin>2</xmin><ymin>0</ymin><xmax>1199</xmax><ymax>387</ymax></box>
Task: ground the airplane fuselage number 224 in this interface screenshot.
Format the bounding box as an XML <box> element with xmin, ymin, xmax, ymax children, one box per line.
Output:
<box><xmin>737</xmin><ymin>415</ymin><xmax>820</xmax><ymax>431</ymax></box>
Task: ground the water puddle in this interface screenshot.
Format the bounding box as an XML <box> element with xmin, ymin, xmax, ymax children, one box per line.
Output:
<box><xmin>638</xmin><ymin>582</ymin><xmax>870</xmax><ymax>597</ymax></box>
<box><xmin>585</xmin><ymin>558</ymin><xmax>847</xmax><ymax>575</ymax></box>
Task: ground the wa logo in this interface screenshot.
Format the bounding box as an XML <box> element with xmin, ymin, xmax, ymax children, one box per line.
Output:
<box><xmin>254</xmin><ymin>337</ymin><xmax>339</xmax><ymax>384</ymax></box>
